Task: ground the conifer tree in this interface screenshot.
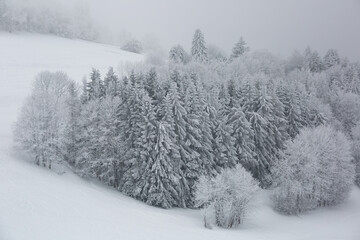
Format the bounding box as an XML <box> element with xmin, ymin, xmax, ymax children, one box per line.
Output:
<box><xmin>191</xmin><ymin>29</ymin><xmax>208</xmax><ymax>63</ymax></box>
<box><xmin>242</xmin><ymin>85</ymin><xmax>288</xmax><ymax>186</ymax></box>
<box><xmin>140</xmin><ymin>94</ymin><xmax>185</xmax><ymax>208</ymax></box>
<box><xmin>143</xmin><ymin>120</ymin><xmax>182</xmax><ymax>208</ymax></box>
<box><xmin>276</xmin><ymin>86</ymin><xmax>304</xmax><ymax>139</ymax></box>
<box><xmin>104</xmin><ymin>67</ymin><xmax>118</xmax><ymax>97</ymax></box>
<box><xmin>324</xmin><ymin>49</ymin><xmax>340</xmax><ymax>69</ymax></box>
<box><xmin>87</xmin><ymin>68</ymin><xmax>104</xmax><ymax>100</ymax></box>
<box><xmin>230</xmin><ymin>37</ymin><xmax>249</xmax><ymax>60</ymax></box>
<box><xmin>227</xmin><ymin>79</ymin><xmax>238</xmax><ymax>109</ymax></box>
<box><xmin>168</xmin><ymin>82</ymin><xmax>193</xmax><ymax>206</ymax></box>
<box><xmin>226</xmin><ymin>106</ymin><xmax>255</xmax><ymax>172</ymax></box>
<box><xmin>63</xmin><ymin>81</ymin><xmax>81</xmax><ymax>166</ymax></box>
<box><xmin>121</xmin><ymin>86</ymin><xmax>147</xmax><ymax>197</ymax></box>
<box><xmin>208</xmin><ymin>101</ymin><xmax>236</xmax><ymax>171</ymax></box>
<box><xmin>76</xmin><ymin>99</ymin><xmax>102</xmax><ymax>175</ymax></box>
<box><xmin>169</xmin><ymin>44</ymin><xmax>189</xmax><ymax>64</ymax></box>
<box><xmin>93</xmin><ymin>96</ymin><xmax>122</xmax><ymax>187</ymax></box>
<box><xmin>144</xmin><ymin>68</ymin><xmax>162</xmax><ymax>104</ymax></box>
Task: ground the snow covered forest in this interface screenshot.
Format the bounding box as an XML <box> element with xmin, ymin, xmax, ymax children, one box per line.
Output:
<box><xmin>13</xmin><ymin>28</ymin><xmax>360</xmax><ymax>228</ymax></box>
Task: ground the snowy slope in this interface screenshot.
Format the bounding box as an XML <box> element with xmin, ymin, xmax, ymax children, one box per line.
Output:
<box><xmin>0</xmin><ymin>32</ymin><xmax>360</xmax><ymax>240</ymax></box>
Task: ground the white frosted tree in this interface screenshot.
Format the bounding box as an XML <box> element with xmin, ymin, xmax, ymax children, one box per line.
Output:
<box><xmin>14</xmin><ymin>71</ymin><xmax>74</xmax><ymax>169</ymax></box>
<box><xmin>272</xmin><ymin>125</ymin><xmax>355</xmax><ymax>214</ymax></box>
<box><xmin>195</xmin><ymin>165</ymin><xmax>259</xmax><ymax>228</ymax></box>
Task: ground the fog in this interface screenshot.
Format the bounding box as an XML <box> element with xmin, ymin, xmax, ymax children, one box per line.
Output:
<box><xmin>4</xmin><ymin>0</ymin><xmax>360</xmax><ymax>60</ymax></box>
<box><xmin>84</xmin><ymin>0</ymin><xmax>360</xmax><ymax>60</ymax></box>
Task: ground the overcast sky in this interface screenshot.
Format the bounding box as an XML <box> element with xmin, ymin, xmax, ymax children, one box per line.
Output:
<box><xmin>87</xmin><ymin>0</ymin><xmax>360</xmax><ymax>60</ymax></box>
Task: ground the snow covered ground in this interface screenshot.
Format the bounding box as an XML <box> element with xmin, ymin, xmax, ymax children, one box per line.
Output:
<box><xmin>0</xmin><ymin>32</ymin><xmax>359</xmax><ymax>240</ymax></box>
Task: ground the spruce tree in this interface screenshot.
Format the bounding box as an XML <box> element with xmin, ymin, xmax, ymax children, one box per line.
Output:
<box><xmin>144</xmin><ymin>68</ymin><xmax>162</xmax><ymax>104</ymax></box>
<box><xmin>63</xmin><ymin>81</ymin><xmax>81</xmax><ymax>166</ymax></box>
<box><xmin>226</xmin><ymin>106</ymin><xmax>255</xmax><ymax>172</ymax></box>
<box><xmin>104</xmin><ymin>67</ymin><xmax>119</xmax><ymax>97</ymax></box>
<box><xmin>76</xmin><ymin>99</ymin><xmax>102</xmax><ymax>176</ymax></box>
<box><xmin>276</xmin><ymin>86</ymin><xmax>304</xmax><ymax>139</ymax></box>
<box><xmin>169</xmin><ymin>45</ymin><xmax>189</xmax><ymax>64</ymax></box>
<box><xmin>230</xmin><ymin>37</ymin><xmax>249</xmax><ymax>60</ymax></box>
<box><xmin>209</xmin><ymin>102</ymin><xmax>236</xmax><ymax>171</ymax></box>
<box><xmin>324</xmin><ymin>49</ymin><xmax>340</xmax><ymax>69</ymax></box>
<box><xmin>249</xmin><ymin>87</ymin><xmax>288</xmax><ymax>185</ymax></box>
<box><xmin>93</xmin><ymin>96</ymin><xmax>122</xmax><ymax>187</ymax></box>
<box><xmin>191</xmin><ymin>29</ymin><xmax>208</xmax><ymax>63</ymax></box>
<box><xmin>88</xmin><ymin>68</ymin><xmax>104</xmax><ymax>100</ymax></box>
<box><xmin>121</xmin><ymin>85</ymin><xmax>147</xmax><ymax>197</ymax></box>
<box><xmin>140</xmin><ymin>94</ymin><xmax>185</xmax><ymax>208</ymax></box>
<box><xmin>168</xmin><ymin>82</ymin><xmax>193</xmax><ymax>206</ymax></box>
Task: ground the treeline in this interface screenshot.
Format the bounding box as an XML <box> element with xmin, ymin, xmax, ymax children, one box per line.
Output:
<box><xmin>14</xmin><ymin>64</ymin><xmax>327</xmax><ymax>206</ymax></box>
<box><xmin>14</xmin><ymin>29</ymin><xmax>360</xmax><ymax>227</ymax></box>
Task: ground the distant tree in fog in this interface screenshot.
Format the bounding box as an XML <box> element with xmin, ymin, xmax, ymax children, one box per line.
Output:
<box><xmin>230</xmin><ymin>37</ymin><xmax>249</xmax><ymax>60</ymax></box>
<box><xmin>191</xmin><ymin>29</ymin><xmax>208</xmax><ymax>63</ymax></box>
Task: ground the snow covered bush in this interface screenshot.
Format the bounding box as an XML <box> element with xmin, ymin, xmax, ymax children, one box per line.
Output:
<box><xmin>271</xmin><ymin>125</ymin><xmax>355</xmax><ymax>215</ymax></box>
<box><xmin>195</xmin><ymin>165</ymin><xmax>259</xmax><ymax>229</ymax></box>
<box><xmin>121</xmin><ymin>39</ymin><xmax>143</xmax><ymax>54</ymax></box>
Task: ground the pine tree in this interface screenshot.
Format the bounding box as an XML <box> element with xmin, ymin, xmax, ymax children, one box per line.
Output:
<box><xmin>76</xmin><ymin>99</ymin><xmax>102</xmax><ymax>175</ymax></box>
<box><xmin>121</xmin><ymin>85</ymin><xmax>147</xmax><ymax>197</ymax></box>
<box><xmin>308</xmin><ymin>50</ymin><xmax>324</xmax><ymax>73</ymax></box>
<box><xmin>87</xmin><ymin>68</ymin><xmax>104</xmax><ymax>100</ymax></box>
<box><xmin>191</xmin><ymin>78</ymin><xmax>217</xmax><ymax>177</ymax></box>
<box><xmin>63</xmin><ymin>81</ymin><xmax>81</xmax><ymax>166</ymax></box>
<box><xmin>143</xmin><ymin>120</ymin><xmax>182</xmax><ymax>208</ymax></box>
<box><xmin>324</xmin><ymin>49</ymin><xmax>340</xmax><ymax>69</ymax></box>
<box><xmin>135</xmin><ymin>94</ymin><xmax>158</xmax><ymax>202</ymax></box>
<box><xmin>104</xmin><ymin>67</ymin><xmax>119</xmax><ymax>97</ymax></box>
<box><xmin>191</xmin><ymin>29</ymin><xmax>208</xmax><ymax>63</ymax></box>
<box><xmin>144</xmin><ymin>68</ymin><xmax>162</xmax><ymax>104</ymax></box>
<box><xmin>169</xmin><ymin>44</ymin><xmax>189</xmax><ymax>64</ymax></box>
<box><xmin>139</xmin><ymin>94</ymin><xmax>186</xmax><ymax>208</ymax></box>
<box><xmin>226</xmin><ymin>106</ymin><xmax>254</xmax><ymax>171</ymax></box>
<box><xmin>168</xmin><ymin>82</ymin><xmax>194</xmax><ymax>206</ymax></box>
<box><xmin>218</xmin><ymin>83</ymin><xmax>230</xmax><ymax>116</ymax></box>
<box><xmin>239</xmin><ymin>81</ymin><xmax>256</xmax><ymax>113</ymax></box>
<box><xmin>250</xmin><ymin>88</ymin><xmax>285</xmax><ymax>185</ymax></box>
<box><xmin>227</xmin><ymin>79</ymin><xmax>238</xmax><ymax>109</ymax></box>
<box><xmin>94</xmin><ymin>96</ymin><xmax>122</xmax><ymax>187</ymax></box>
<box><xmin>230</xmin><ymin>37</ymin><xmax>249</xmax><ymax>60</ymax></box>
<box><xmin>276</xmin><ymin>86</ymin><xmax>304</xmax><ymax>139</ymax></box>
<box><xmin>80</xmin><ymin>76</ymin><xmax>88</xmax><ymax>104</ymax></box>
<box><xmin>208</xmin><ymin>101</ymin><xmax>236</xmax><ymax>171</ymax></box>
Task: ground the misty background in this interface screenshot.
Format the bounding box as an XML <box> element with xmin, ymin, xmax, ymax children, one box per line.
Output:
<box><xmin>87</xmin><ymin>0</ymin><xmax>360</xmax><ymax>60</ymax></box>
<box><xmin>2</xmin><ymin>0</ymin><xmax>359</xmax><ymax>60</ymax></box>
